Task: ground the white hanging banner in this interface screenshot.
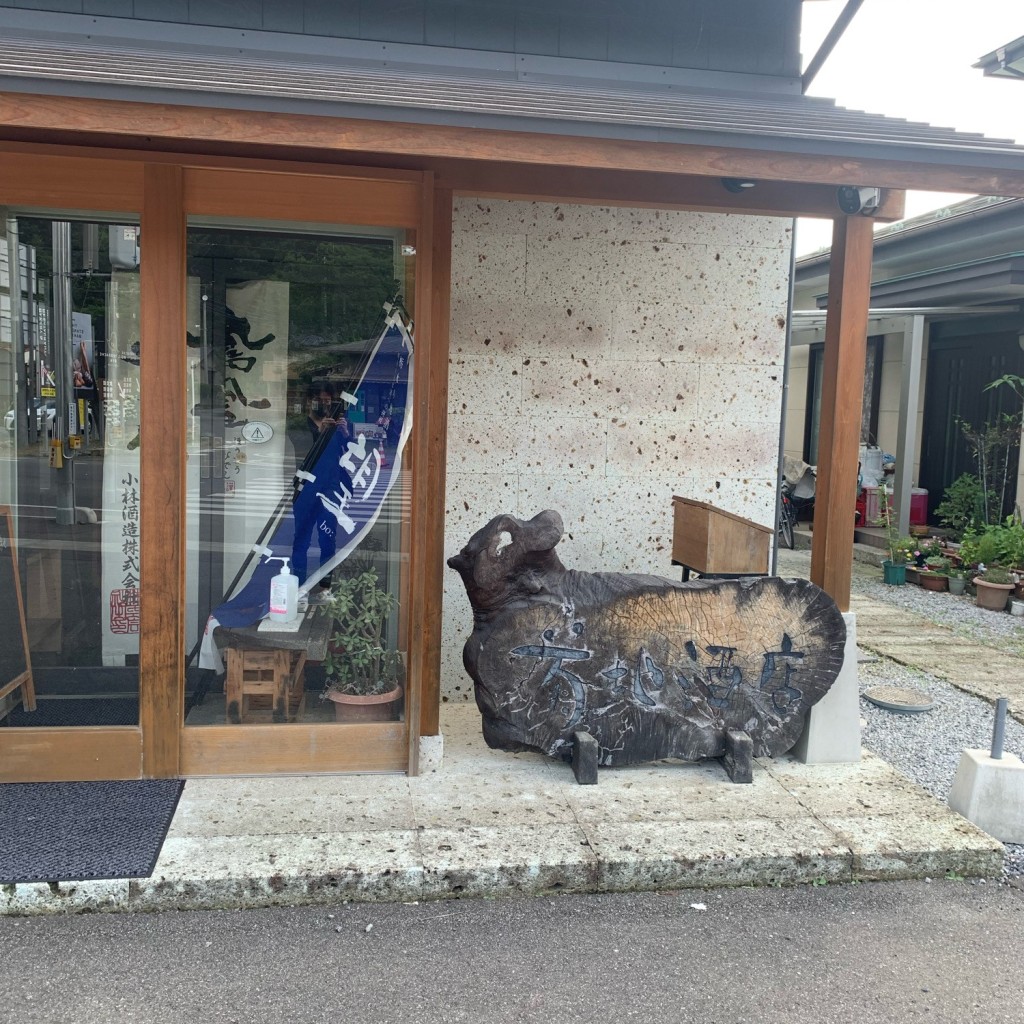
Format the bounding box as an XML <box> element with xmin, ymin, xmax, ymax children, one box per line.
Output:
<box><xmin>218</xmin><ymin>280</ymin><xmax>291</xmax><ymax>597</ymax></box>
<box><xmin>100</xmin><ymin>271</ymin><xmax>141</xmax><ymax>665</ymax></box>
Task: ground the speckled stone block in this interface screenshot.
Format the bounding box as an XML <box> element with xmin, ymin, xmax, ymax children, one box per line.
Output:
<box><xmin>442</xmin><ymin>197</ymin><xmax>792</xmax><ymax>701</ymax></box>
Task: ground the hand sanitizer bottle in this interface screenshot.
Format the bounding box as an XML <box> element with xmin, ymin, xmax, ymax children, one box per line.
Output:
<box><xmin>268</xmin><ymin>557</ymin><xmax>298</xmax><ymax>624</ymax></box>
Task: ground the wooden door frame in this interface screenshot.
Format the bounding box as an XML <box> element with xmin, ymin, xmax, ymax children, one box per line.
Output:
<box><xmin>0</xmin><ymin>144</ymin><xmax>444</xmax><ymax>780</ymax></box>
<box><xmin>0</xmin><ymin>150</ymin><xmax>144</xmax><ymax>781</ymax></box>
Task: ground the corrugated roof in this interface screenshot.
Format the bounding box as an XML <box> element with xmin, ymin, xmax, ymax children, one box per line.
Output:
<box><xmin>2</xmin><ymin>36</ymin><xmax>1024</xmax><ymax>163</ymax></box>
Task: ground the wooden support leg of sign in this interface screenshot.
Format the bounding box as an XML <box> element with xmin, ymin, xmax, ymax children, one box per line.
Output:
<box><xmin>0</xmin><ymin>506</ymin><xmax>36</xmax><ymax>715</ymax></box>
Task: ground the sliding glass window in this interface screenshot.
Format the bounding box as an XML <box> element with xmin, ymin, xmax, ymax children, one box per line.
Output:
<box><xmin>0</xmin><ymin>212</ymin><xmax>142</xmax><ymax>728</ymax></box>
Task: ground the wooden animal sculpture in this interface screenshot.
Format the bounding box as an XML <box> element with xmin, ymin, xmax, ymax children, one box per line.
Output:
<box><xmin>448</xmin><ymin>510</ymin><xmax>846</xmax><ymax>775</ymax></box>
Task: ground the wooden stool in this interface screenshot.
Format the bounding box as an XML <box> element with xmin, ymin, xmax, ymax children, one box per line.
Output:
<box><xmin>225</xmin><ymin>647</ymin><xmax>307</xmax><ymax>724</ymax></box>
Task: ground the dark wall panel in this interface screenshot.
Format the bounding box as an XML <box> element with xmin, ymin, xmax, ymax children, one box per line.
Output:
<box><xmin>84</xmin><ymin>0</ymin><xmax>133</xmax><ymax>15</ymax></box>
<box><xmin>189</xmin><ymin>0</ymin><xmax>262</xmax><ymax>31</ymax></box>
<box><xmin>423</xmin><ymin>1</ymin><xmax>456</xmax><ymax>46</ymax></box>
<box><xmin>301</xmin><ymin>0</ymin><xmax>359</xmax><ymax>37</ymax></box>
<box><xmin>131</xmin><ymin>0</ymin><xmax>187</xmax><ymax>21</ymax></box>
<box><xmin>0</xmin><ymin>0</ymin><xmax>802</xmax><ymax>77</ymax></box>
<box><xmin>10</xmin><ymin>0</ymin><xmax>82</xmax><ymax>11</ymax></box>
<box><xmin>452</xmin><ymin>6</ymin><xmax>516</xmax><ymax>52</ymax></box>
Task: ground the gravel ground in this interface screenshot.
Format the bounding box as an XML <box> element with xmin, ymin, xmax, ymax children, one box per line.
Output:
<box><xmin>777</xmin><ymin>548</ymin><xmax>1024</xmax><ymax>882</ymax></box>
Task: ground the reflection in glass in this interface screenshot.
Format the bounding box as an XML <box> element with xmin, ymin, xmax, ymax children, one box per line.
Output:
<box><xmin>184</xmin><ymin>224</ymin><xmax>413</xmax><ymax>727</ymax></box>
<box><xmin>0</xmin><ymin>214</ymin><xmax>141</xmax><ymax>727</ymax></box>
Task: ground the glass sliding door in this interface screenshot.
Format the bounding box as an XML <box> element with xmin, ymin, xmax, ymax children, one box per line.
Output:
<box><xmin>182</xmin><ymin>220</ymin><xmax>415</xmax><ymax>746</ymax></box>
<box><xmin>0</xmin><ymin>212</ymin><xmax>142</xmax><ymax>731</ymax></box>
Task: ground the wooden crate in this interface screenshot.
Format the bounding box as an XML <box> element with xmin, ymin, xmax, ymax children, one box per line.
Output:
<box><xmin>671</xmin><ymin>496</ymin><xmax>771</xmax><ymax>575</ymax></box>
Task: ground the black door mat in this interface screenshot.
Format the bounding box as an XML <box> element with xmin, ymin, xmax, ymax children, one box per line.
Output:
<box><xmin>0</xmin><ymin>779</ymin><xmax>185</xmax><ymax>883</ymax></box>
<box><xmin>1</xmin><ymin>697</ymin><xmax>139</xmax><ymax>728</ymax></box>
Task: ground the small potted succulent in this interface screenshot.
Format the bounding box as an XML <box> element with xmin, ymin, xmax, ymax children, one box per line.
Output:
<box><xmin>974</xmin><ymin>565</ymin><xmax>1015</xmax><ymax>611</ymax></box>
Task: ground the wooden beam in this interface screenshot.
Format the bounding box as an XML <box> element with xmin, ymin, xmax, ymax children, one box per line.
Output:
<box><xmin>3</xmin><ymin>91</ymin><xmax>1023</xmax><ymax>199</ymax></box>
<box><xmin>184</xmin><ymin>166</ymin><xmax>420</xmax><ymax>227</ymax></box>
<box><xmin>810</xmin><ymin>216</ymin><xmax>874</xmax><ymax>611</ymax></box>
<box><xmin>0</xmin><ymin>148</ymin><xmax>143</xmax><ymax>209</ymax></box>
<box><xmin>436</xmin><ymin>162</ymin><xmax>906</xmax><ymax>221</ymax></box>
<box><xmin>0</xmin><ymin>139</ymin><xmax>904</xmax><ymax>223</ymax></box>
<box><xmin>139</xmin><ymin>163</ymin><xmax>186</xmax><ymax>778</ymax></box>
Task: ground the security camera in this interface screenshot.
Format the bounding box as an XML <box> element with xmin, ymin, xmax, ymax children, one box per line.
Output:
<box><xmin>836</xmin><ymin>186</ymin><xmax>881</xmax><ymax>215</ymax></box>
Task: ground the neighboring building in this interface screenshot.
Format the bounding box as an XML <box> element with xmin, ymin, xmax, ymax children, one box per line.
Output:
<box><xmin>976</xmin><ymin>35</ymin><xmax>1024</xmax><ymax>78</ymax></box>
<box><xmin>1</xmin><ymin>1</ymin><xmax>1024</xmax><ymax>782</ymax></box>
<box><xmin>787</xmin><ymin>196</ymin><xmax>1024</xmax><ymax>529</ymax></box>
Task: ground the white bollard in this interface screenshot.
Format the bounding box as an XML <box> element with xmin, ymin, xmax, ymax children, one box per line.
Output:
<box><xmin>948</xmin><ymin>748</ymin><xmax>1024</xmax><ymax>844</ymax></box>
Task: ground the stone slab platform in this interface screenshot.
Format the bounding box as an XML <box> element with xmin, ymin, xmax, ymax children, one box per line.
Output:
<box><xmin>2</xmin><ymin>705</ymin><xmax>1002</xmax><ymax>916</ymax></box>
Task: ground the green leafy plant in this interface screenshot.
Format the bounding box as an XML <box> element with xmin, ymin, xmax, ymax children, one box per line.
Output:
<box><xmin>318</xmin><ymin>567</ymin><xmax>402</xmax><ymax>697</ymax></box>
<box><xmin>873</xmin><ymin>493</ymin><xmax>915</xmax><ymax>565</ymax></box>
<box><xmin>959</xmin><ymin>513</ymin><xmax>1024</xmax><ymax>569</ymax></box>
<box><xmin>935</xmin><ymin>474</ymin><xmax>987</xmax><ymax>539</ymax></box>
<box><xmin>922</xmin><ymin>556</ymin><xmax>951</xmax><ymax>576</ymax></box>
<box><xmin>979</xmin><ymin>565</ymin><xmax>1012</xmax><ymax>585</ymax></box>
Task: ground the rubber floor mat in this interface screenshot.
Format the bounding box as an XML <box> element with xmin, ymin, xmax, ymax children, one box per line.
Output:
<box><xmin>0</xmin><ymin>779</ymin><xmax>184</xmax><ymax>883</ymax></box>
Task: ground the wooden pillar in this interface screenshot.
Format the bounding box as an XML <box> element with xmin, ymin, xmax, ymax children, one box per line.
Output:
<box><xmin>407</xmin><ymin>174</ymin><xmax>453</xmax><ymax>771</ymax></box>
<box><xmin>810</xmin><ymin>215</ymin><xmax>874</xmax><ymax>611</ymax></box>
<box><xmin>139</xmin><ymin>163</ymin><xmax>186</xmax><ymax>777</ymax></box>
<box><xmin>416</xmin><ymin>185</ymin><xmax>452</xmax><ymax>740</ymax></box>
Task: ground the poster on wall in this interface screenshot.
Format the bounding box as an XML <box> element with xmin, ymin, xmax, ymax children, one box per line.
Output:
<box><xmin>100</xmin><ymin>271</ymin><xmax>141</xmax><ymax>665</ymax></box>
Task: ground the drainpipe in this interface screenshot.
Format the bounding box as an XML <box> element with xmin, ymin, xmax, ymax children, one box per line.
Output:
<box><xmin>774</xmin><ymin>219</ymin><xmax>799</xmax><ymax>572</ymax></box>
<box><xmin>802</xmin><ymin>0</ymin><xmax>866</xmax><ymax>92</ymax></box>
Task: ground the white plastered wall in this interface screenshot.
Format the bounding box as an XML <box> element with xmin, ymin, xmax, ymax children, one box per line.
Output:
<box><xmin>440</xmin><ymin>199</ymin><xmax>792</xmax><ymax>704</ymax></box>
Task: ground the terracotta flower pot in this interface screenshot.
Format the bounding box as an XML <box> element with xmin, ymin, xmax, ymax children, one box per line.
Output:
<box><xmin>919</xmin><ymin>572</ymin><xmax>948</xmax><ymax>592</ymax></box>
<box><xmin>326</xmin><ymin>683</ymin><xmax>403</xmax><ymax>723</ymax></box>
<box><xmin>975</xmin><ymin>579</ymin><xmax>1014</xmax><ymax>611</ymax></box>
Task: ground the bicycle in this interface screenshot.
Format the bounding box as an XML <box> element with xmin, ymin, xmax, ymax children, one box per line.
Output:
<box><xmin>777</xmin><ymin>487</ymin><xmax>796</xmax><ymax>550</ymax></box>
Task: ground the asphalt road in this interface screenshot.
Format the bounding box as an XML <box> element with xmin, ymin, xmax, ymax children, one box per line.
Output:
<box><xmin>2</xmin><ymin>880</ymin><xmax>1023</xmax><ymax>1024</ymax></box>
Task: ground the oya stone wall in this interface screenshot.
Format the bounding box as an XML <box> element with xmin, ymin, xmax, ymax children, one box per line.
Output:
<box><xmin>441</xmin><ymin>199</ymin><xmax>793</xmax><ymax>703</ymax></box>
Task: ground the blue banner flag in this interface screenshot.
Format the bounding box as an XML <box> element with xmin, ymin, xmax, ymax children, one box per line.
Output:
<box><xmin>212</xmin><ymin>305</ymin><xmax>413</xmax><ymax>628</ymax></box>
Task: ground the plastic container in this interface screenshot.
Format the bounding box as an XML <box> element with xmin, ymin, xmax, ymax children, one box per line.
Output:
<box><xmin>268</xmin><ymin>557</ymin><xmax>298</xmax><ymax>623</ymax></box>
<box><xmin>863</xmin><ymin>485</ymin><xmax>881</xmax><ymax>525</ymax></box>
<box><xmin>910</xmin><ymin>487</ymin><xmax>928</xmax><ymax>526</ymax></box>
<box><xmin>859</xmin><ymin>444</ymin><xmax>883</xmax><ymax>488</ymax></box>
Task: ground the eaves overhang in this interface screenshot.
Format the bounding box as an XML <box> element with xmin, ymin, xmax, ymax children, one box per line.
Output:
<box><xmin>2</xmin><ymin>32</ymin><xmax>1024</xmax><ymax>183</ymax></box>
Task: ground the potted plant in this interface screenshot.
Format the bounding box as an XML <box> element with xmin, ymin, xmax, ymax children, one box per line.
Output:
<box><xmin>919</xmin><ymin>556</ymin><xmax>950</xmax><ymax>592</ymax></box>
<box><xmin>947</xmin><ymin>566</ymin><xmax>969</xmax><ymax>596</ymax></box>
<box><xmin>874</xmin><ymin>495</ymin><xmax>912</xmax><ymax>585</ymax></box>
<box><xmin>318</xmin><ymin>566</ymin><xmax>404</xmax><ymax>722</ymax></box>
<box><xmin>974</xmin><ymin>565</ymin><xmax>1015</xmax><ymax>611</ymax></box>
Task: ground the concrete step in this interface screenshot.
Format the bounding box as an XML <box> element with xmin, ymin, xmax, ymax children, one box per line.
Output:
<box><xmin>792</xmin><ymin>528</ymin><xmax>885</xmax><ymax>567</ymax></box>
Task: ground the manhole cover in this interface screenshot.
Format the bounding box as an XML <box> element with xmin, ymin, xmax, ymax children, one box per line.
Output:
<box><xmin>863</xmin><ymin>685</ymin><xmax>935</xmax><ymax>714</ymax></box>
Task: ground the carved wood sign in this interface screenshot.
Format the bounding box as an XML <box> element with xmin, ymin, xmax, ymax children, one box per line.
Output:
<box><xmin>448</xmin><ymin>510</ymin><xmax>846</xmax><ymax>768</ymax></box>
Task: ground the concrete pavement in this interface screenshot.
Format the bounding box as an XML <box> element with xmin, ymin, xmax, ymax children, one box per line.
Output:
<box><xmin>2</xmin><ymin>566</ymin><xmax>1017</xmax><ymax>915</ymax></box>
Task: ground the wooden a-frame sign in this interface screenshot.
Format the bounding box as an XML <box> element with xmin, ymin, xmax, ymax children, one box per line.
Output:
<box><xmin>0</xmin><ymin>505</ymin><xmax>36</xmax><ymax>715</ymax></box>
